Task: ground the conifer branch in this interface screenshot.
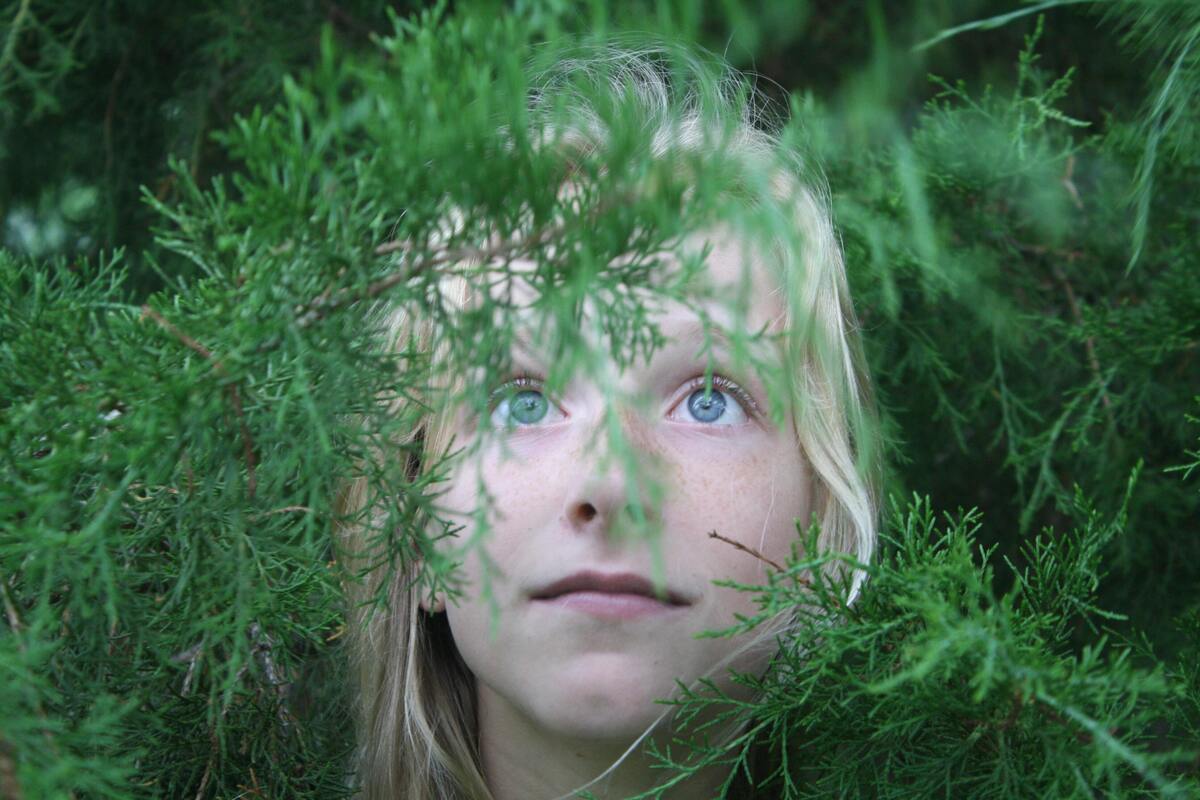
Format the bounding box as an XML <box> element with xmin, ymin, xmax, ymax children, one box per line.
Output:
<box><xmin>292</xmin><ymin>220</ymin><xmax>570</xmax><ymax>329</ymax></box>
<box><xmin>141</xmin><ymin>305</ymin><xmax>258</xmax><ymax>499</ymax></box>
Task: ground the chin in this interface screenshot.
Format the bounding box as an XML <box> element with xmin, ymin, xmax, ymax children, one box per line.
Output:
<box><xmin>538</xmin><ymin>702</ymin><xmax>670</xmax><ymax>743</ymax></box>
<box><xmin>530</xmin><ymin>672</ymin><xmax>682</xmax><ymax>741</ymax></box>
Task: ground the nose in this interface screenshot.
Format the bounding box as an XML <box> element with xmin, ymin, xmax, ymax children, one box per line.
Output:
<box><xmin>562</xmin><ymin>407</ymin><xmax>660</xmax><ymax>536</ymax></box>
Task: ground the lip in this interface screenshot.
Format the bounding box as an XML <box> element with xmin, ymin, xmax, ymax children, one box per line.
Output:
<box><xmin>530</xmin><ymin>571</ymin><xmax>690</xmax><ymax>620</ymax></box>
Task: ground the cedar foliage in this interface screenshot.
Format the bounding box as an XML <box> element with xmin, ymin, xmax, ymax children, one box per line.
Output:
<box><xmin>2</xmin><ymin>1</ymin><xmax>1198</xmax><ymax>797</ymax></box>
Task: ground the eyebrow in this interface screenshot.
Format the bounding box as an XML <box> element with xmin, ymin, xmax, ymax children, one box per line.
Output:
<box><xmin>665</xmin><ymin>321</ymin><xmax>733</xmax><ymax>356</ymax></box>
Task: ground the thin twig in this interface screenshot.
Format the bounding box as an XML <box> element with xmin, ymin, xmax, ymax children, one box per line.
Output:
<box><xmin>141</xmin><ymin>306</ymin><xmax>218</xmax><ymax>364</ymax></box>
<box><xmin>249</xmin><ymin>505</ymin><xmax>313</xmax><ymax>519</ymax></box>
<box><xmin>249</xmin><ymin>622</ymin><xmax>293</xmax><ymax>733</ymax></box>
<box><xmin>0</xmin><ymin>578</ymin><xmax>21</xmax><ymax>635</ymax></box>
<box><xmin>171</xmin><ymin>641</ymin><xmax>204</xmax><ymax>697</ymax></box>
<box><xmin>227</xmin><ymin>384</ymin><xmax>257</xmax><ymax>499</ymax></box>
<box><xmin>707</xmin><ymin>530</ymin><xmax>786</xmax><ymax>573</ymax></box>
<box><xmin>0</xmin><ymin>734</ymin><xmax>21</xmax><ymax>800</ymax></box>
<box><xmin>1050</xmin><ymin>261</ymin><xmax>1116</xmax><ymax>425</ymax></box>
<box><xmin>193</xmin><ymin>729</ymin><xmax>219</xmax><ymax>800</ymax></box>
<box><xmin>1061</xmin><ymin>154</ymin><xmax>1083</xmax><ymax>211</ymax></box>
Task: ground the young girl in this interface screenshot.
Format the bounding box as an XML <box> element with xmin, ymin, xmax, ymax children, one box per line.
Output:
<box><xmin>339</xmin><ymin>44</ymin><xmax>880</xmax><ymax>800</ymax></box>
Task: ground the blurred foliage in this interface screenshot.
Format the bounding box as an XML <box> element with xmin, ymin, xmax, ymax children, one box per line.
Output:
<box><xmin>2</xmin><ymin>0</ymin><xmax>1198</xmax><ymax>797</ymax></box>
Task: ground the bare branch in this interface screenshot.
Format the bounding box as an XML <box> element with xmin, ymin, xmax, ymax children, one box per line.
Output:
<box><xmin>707</xmin><ymin>530</ymin><xmax>786</xmax><ymax>574</ymax></box>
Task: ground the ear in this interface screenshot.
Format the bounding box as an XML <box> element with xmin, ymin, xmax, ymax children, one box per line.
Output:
<box><xmin>419</xmin><ymin>591</ymin><xmax>446</xmax><ymax>614</ymax></box>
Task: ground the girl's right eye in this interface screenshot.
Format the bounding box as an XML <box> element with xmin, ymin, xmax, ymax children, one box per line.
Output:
<box><xmin>489</xmin><ymin>379</ymin><xmax>566</xmax><ymax>429</ymax></box>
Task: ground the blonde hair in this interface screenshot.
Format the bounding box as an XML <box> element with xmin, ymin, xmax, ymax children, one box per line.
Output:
<box><xmin>338</xmin><ymin>41</ymin><xmax>880</xmax><ymax>800</ymax></box>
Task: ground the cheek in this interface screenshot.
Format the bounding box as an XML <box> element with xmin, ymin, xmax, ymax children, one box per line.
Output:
<box><xmin>664</xmin><ymin>436</ymin><xmax>809</xmax><ymax>584</ymax></box>
<box><xmin>436</xmin><ymin>437</ymin><xmax>573</xmax><ymax>578</ymax></box>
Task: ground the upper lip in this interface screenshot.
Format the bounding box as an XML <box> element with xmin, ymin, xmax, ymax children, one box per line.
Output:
<box><xmin>531</xmin><ymin>571</ymin><xmax>690</xmax><ymax>605</ymax></box>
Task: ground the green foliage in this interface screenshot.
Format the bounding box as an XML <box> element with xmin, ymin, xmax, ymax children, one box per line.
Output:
<box><xmin>649</xmin><ymin>489</ymin><xmax>1196</xmax><ymax>798</ymax></box>
<box><xmin>2</xmin><ymin>1</ymin><xmax>1198</xmax><ymax>797</ymax></box>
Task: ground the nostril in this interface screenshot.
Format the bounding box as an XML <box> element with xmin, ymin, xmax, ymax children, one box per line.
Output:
<box><xmin>575</xmin><ymin>502</ymin><xmax>598</xmax><ymax>523</ymax></box>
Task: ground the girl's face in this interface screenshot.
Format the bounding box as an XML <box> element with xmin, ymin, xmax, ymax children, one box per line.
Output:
<box><xmin>435</xmin><ymin>234</ymin><xmax>810</xmax><ymax>744</ymax></box>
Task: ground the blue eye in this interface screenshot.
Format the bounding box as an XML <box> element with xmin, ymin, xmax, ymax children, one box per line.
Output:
<box><xmin>490</xmin><ymin>380</ymin><xmax>564</xmax><ymax>428</ymax></box>
<box><xmin>509</xmin><ymin>390</ymin><xmax>548</xmax><ymax>424</ymax></box>
<box><xmin>672</xmin><ymin>378</ymin><xmax>752</xmax><ymax>426</ymax></box>
<box><xmin>687</xmin><ymin>389</ymin><xmax>726</xmax><ymax>422</ymax></box>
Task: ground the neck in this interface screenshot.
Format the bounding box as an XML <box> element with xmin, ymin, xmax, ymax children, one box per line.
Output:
<box><xmin>477</xmin><ymin>682</ymin><xmax>732</xmax><ymax>800</ymax></box>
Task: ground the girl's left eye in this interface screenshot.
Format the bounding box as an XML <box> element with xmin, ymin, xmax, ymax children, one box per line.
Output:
<box><xmin>668</xmin><ymin>378</ymin><xmax>754</xmax><ymax>426</ymax></box>
<box><xmin>489</xmin><ymin>379</ymin><xmax>566</xmax><ymax>429</ymax></box>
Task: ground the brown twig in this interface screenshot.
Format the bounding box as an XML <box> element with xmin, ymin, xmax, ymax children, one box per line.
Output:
<box><xmin>171</xmin><ymin>641</ymin><xmax>204</xmax><ymax>697</ymax></box>
<box><xmin>1061</xmin><ymin>154</ymin><xmax>1084</xmax><ymax>211</ymax></box>
<box><xmin>249</xmin><ymin>505</ymin><xmax>313</xmax><ymax>519</ymax></box>
<box><xmin>227</xmin><ymin>384</ymin><xmax>257</xmax><ymax>499</ymax></box>
<box><xmin>193</xmin><ymin>728</ymin><xmax>219</xmax><ymax>800</ymax></box>
<box><xmin>1049</xmin><ymin>261</ymin><xmax>1116</xmax><ymax>426</ymax></box>
<box><xmin>141</xmin><ymin>306</ymin><xmax>218</xmax><ymax>364</ymax></box>
<box><xmin>249</xmin><ymin>622</ymin><xmax>293</xmax><ymax>733</ymax></box>
<box><xmin>141</xmin><ymin>306</ymin><xmax>258</xmax><ymax>499</ymax></box>
<box><xmin>0</xmin><ymin>735</ymin><xmax>21</xmax><ymax>800</ymax></box>
<box><xmin>707</xmin><ymin>530</ymin><xmax>786</xmax><ymax>573</ymax></box>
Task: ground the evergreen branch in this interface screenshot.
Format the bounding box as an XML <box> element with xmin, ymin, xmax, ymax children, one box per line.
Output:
<box><xmin>292</xmin><ymin>219</ymin><xmax>570</xmax><ymax>330</ymax></box>
<box><xmin>141</xmin><ymin>305</ymin><xmax>258</xmax><ymax>499</ymax></box>
<box><xmin>1034</xmin><ymin>689</ymin><xmax>1180</xmax><ymax>796</ymax></box>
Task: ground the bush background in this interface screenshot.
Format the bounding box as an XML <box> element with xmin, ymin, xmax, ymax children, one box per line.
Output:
<box><xmin>2</xmin><ymin>1</ymin><xmax>1197</xmax><ymax>797</ymax></box>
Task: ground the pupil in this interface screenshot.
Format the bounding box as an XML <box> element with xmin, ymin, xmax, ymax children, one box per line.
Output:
<box><xmin>687</xmin><ymin>389</ymin><xmax>725</xmax><ymax>422</ymax></box>
<box><xmin>510</xmin><ymin>390</ymin><xmax>548</xmax><ymax>424</ymax></box>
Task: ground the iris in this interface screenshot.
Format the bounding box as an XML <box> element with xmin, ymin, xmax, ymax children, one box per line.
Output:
<box><xmin>509</xmin><ymin>389</ymin><xmax>549</xmax><ymax>425</ymax></box>
<box><xmin>687</xmin><ymin>389</ymin><xmax>726</xmax><ymax>423</ymax></box>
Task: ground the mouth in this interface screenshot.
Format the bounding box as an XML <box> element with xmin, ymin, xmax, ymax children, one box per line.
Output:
<box><xmin>530</xmin><ymin>570</ymin><xmax>691</xmax><ymax>619</ymax></box>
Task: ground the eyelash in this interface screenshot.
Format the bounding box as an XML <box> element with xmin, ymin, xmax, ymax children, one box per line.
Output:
<box><xmin>487</xmin><ymin>374</ymin><xmax>543</xmax><ymax>408</ymax></box>
<box><xmin>487</xmin><ymin>373</ymin><xmax>761</xmax><ymax>421</ymax></box>
<box><xmin>677</xmin><ymin>374</ymin><xmax>762</xmax><ymax>420</ymax></box>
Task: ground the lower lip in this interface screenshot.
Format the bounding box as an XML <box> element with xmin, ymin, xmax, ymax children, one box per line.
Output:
<box><xmin>534</xmin><ymin>592</ymin><xmax>688</xmax><ymax>620</ymax></box>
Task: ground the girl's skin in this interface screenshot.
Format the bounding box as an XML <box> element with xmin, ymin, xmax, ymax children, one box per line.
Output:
<box><xmin>432</xmin><ymin>234</ymin><xmax>810</xmax><ymax>799</ymax></box>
